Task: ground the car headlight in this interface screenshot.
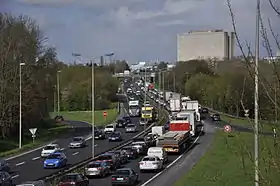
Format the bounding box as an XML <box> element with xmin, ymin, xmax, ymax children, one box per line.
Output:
<box><xmin>55</xmin><ymin>160</ymin><xmax>59</xmax><ymax>164</ymax></box>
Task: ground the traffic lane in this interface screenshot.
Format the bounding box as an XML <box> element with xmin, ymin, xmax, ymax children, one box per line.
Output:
<box><xmin>144</xmin><ymin>123</ymin><xmax>216</xmax><ymax>186</ymax></box>
<box><xmin>6</xmin><ymin>126</ymin><xmax>92</xmax><ymax>167</ymax></box>
<box><xmin>11</xmin><ymin>119</ymin><xmax>143</xmax><ymax>184</ymax></box>
<box><xmin>88</xmin><ymin>153</ymin><xmax>180</xmax><ymax>186</ymax></box>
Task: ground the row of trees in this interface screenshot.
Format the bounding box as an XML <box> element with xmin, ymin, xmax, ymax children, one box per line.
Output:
<box><xmin>158</xmin><ymin>59</ymin><xmax>280</xmax><ymax>121</ymax></box>
<box><xmin>0</xmin><ymin>13</ymin><xmax>122</xmax><ymax>139</ymax></box>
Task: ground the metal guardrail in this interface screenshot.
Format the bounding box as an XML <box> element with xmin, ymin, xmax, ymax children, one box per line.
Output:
<box><xmin>43</xmin><ymin>90</ymin><xmax>169</xmax><ymax>185</ymax></box>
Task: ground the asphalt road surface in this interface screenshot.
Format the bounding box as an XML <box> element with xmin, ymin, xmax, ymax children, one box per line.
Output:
<box><xmin>7</xmin><ymin>87</ymin><xmax>143</xmax><ymax>184</ymax></box>
<box><xmin>86</xmin><ymin>117</ymin><xmax>215</xmax><ymax>186</ymax></box>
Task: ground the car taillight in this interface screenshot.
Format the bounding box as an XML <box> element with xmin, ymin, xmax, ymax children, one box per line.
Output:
<box><xmin>112</xmin><ymin>177</ymin><xmax>116</xmax><ymax>180</ymax></box>
<box><xmin>124</xmin><ymin>177</ymin><xmax>129</xmax><ymax>180</ymax></box>
<box><xmin>139</xmin><ymin>162</ymin><xmax>143</xmax><ymax>165</ymax></box>
<box><xmin>152</xmin><ymin>162</ymin><xmax>157</xmax><ymax>165</ymax></box>
<box><xmin>98</xmin><ymin>167</ymin><xmax>103</xmax><ymax>170</ymax></box>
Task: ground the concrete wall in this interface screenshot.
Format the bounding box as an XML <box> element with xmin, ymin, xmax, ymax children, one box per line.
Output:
<box><xmin>177</xmin><ymin>31</ymin><xmax>235</xmax><ymax>61</ymax></box>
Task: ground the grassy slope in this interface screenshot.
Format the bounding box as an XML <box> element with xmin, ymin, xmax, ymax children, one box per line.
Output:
<box><xmin>0</xmin><ymin>109</ymin><xmax>118</xmax><ymax>158</ymax></box>
<box><xmin>50</xmin><ymin>109</ymin><xmax>118</xmax><ymax>125</ymax></box>
<box><xmin>174</xmin><ymin>131</ymin><xmax>280</xmax><ymax>186</ymax></box>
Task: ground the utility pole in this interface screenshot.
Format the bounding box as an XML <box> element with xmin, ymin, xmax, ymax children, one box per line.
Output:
<box><xmin>173</xmin><ymin>71</ymin><xmax>176</xmax><ymax>92</ymax></box>
<box><xmin>144</xmin><ymin>65</ymin><xmax>147</xmax><ymax>131</ymax></box>
<box><xmin>91</xmin><ymin>59</ymin><xmax>95</xmax><ymax>159</ymax></box>
<box><xmin>54</xmin><ymin>85</ymin><xmax>56</xmax><ymax>112</ymax></box>
<box><xmin>254</xmin><ymin>0</ymin><xmax>260</xmax><ymax>186</ymax></box>
<box><xmin>19</xmin><ymin>62</ymin><xmax>25</xmax><ymax>149</ymax></box>
<box><xmin>57</xmin><ymin>71</ymin><xmax>61</xmax><ymax>114</ymax></box>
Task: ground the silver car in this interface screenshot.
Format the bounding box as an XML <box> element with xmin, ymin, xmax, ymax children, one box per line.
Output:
<box><xmin>85</xmin><ymin>161</ymin><xmax>110</xmax><ymax>177</ymax></box>
<box><xmin>125</xmin><ymin>124</ymin><xmax>137</xmax><ymax>133</ymax></box>
<box><xmin>68</xmin><ymin>137</ymin><xmax>86</xmax><ymax>148</ymax></box>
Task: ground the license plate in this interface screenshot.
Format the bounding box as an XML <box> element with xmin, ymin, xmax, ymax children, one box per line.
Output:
<box><xmin>117</xmin><ymin>178</ymin><xmax>123</xmax><ymax>181</ymax></box>
<box><xmin>164</xmin><ymin>148</ymin><xmax>173</xmax><ymax>152</ymax></box>
<box><xmin>48</xmin><ymin>164</ymin><xmax>54</xmax><ymax>165</ymax></box>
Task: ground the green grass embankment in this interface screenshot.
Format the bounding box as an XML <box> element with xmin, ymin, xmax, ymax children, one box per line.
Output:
<box><xmin>174</xmin><ymin>131</ymin><xmax>280</xmax><ymax>186</ymax></box>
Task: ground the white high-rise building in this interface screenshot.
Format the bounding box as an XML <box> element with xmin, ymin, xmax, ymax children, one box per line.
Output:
<box><xmin>177</xmin><ymin>30</ymin><xmax>235</xmax><ymax>61</ymax></box>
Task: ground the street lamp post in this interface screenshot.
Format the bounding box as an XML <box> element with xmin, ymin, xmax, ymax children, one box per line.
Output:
<box><xmin>19</xmin><ymin>62</ymin><xmax>25</xmax><ymax>149</ymax></box>
<box><xmin>91</xmin><ymin>59</ymin><xmax>95</xmax><ymax>159</ymax></box>
<box><xmin>57</xmin><ymin>71</ymin><xmax>61</xmax><ymax>114</ymax></box>
<box><xmin>144</xmin><ymin>66</ymin><xmax>147</xmax><ymax>131</ymax></box>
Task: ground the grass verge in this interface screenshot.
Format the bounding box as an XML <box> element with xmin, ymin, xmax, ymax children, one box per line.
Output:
<box><xmin>218</xmin><ymin>114</ymin><xmax>276</xmax><ymax>133</ymax></box>
<box><xmin>0</xmin><ymin>125</ymin><xmax>71</xmax><ymax>158</ymax></box>
<box><xmin>50</xmin><ymin>108</ymin><xmax>118</xmax><ymax>125</ymax></box>
<box><xmin>174</xmin><ymin>131</ymin><xmax>280</xmax><ymax>186</ymax></box>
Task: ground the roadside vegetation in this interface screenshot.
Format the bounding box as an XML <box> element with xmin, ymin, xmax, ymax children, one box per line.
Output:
<box><xmin>174</xmin><ymin>131</ymin><xmax>280</xmax><ymax>186</ymax></box>
<box><xmin>0</xmin><ymin>13</ymin><xmax>127</xmax><ymax>156</ymax></box>
<box><xmin>50</xmin><ymin>109</ymin><xmax>118</xmax><ymax>125</ymax></box>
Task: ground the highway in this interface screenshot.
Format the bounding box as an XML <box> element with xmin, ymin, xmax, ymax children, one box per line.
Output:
<box><xmin>7</xmin><ymin>81</ymin><xmax>144</xmax><ymax>185</ymax></box>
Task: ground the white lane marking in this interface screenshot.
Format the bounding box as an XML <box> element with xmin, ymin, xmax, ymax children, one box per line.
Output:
<box><xmin>5</xmin><ymin>140</ymin><xmax>57</xmax><ymax>161</ymax></box>
<box><xmin>11</xmin><ymin>175</ymin><xmax>19</xmax><ymax>179</ymax></box>
<box><xmin>15</xmin><ymin>162</ymin><xmax>25</xmax><ymax>166</ymax></box>
<box><xmin>141</xmin><ymin>127</ymin><xmax>203</xmax><ymax>186</ymax></box>
<box><xmin>72</xmin><ymin>152</ymin><xmax>79</xmax><ymax>156</ymax></box>
<box><xmin>32</xmin><ymin>157</ymin><xmax>40</xmax><ymax>161</ymax></box>
<box><xmin>60</xmin><ymin>148</ymin><xmax>65</xmax><ymax>151</ymax></box>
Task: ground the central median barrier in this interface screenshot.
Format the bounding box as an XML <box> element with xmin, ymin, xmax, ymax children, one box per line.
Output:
<box><xmin>43</xmin><ymin>91</ymin><xmax>169</xmax><ymax>185</ymax></box>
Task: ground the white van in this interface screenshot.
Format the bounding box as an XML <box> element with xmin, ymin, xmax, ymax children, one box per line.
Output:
<box><xmin>147</xmin><ymin>147</ymin><xmax>168</xmax><ymax>163</ymax></box>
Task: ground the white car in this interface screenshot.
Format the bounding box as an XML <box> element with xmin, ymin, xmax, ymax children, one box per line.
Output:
<box><xmin>41</xmin><ymin>144</ymin><xmax>61</xmax><ymax>157</ymax></box>
<box><xmin>131</xmin><ymin>142</ymin><xmax>145</xmax><ymax>154</ymax></box>
<box><xmin>139</xmin><ymin>156</ymin><xmax>163</xmax><ymax>172</ymax></box>
<box><xmin>104</xmin><ymin>124</ymin><xmax>116</xmax><ymax>133</ymax></box>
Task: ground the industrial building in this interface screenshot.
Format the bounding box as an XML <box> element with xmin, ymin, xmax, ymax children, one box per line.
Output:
<box><xmin>177</xmin><ymin>30</ymin><xmax>235</xmax><ymax>61</ymax></box>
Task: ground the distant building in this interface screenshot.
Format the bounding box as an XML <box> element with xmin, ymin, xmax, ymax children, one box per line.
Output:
<box><xmin>177</xmin><ymin>30</ymin><xmax>235</xmax><ymax>61</ymax></box>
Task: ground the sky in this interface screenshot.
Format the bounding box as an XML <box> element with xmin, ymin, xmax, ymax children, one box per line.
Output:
<box><xmin>0</xmin><ymin>0</ymin><xmax>279</xmax><ymax>63</ymax></box>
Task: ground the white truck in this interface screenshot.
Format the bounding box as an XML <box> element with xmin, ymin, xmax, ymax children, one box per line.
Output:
<box><xmin>165</xmin><ymin>91</ymin><xmax>173</xmax><ymax>101</ymax></box>
<box><xmin>176</xmin><ymin>110</ymin><xmax>201</xmax><ymax>136</ymax></box>
<box><xmin>152</xmin><ymin>126</ymin><xmax>164</xmax><ymax>136</ymax></box>
<box><xmin>182</xmin><ymin>100</ymin><xmax>201</xmax><ymax>121</ymax></box>
<box><xmin>169</xmin><ymin>98</ymin><xmax>181</xmax><ymax>113</ymax></box>
<box><xmin>128</xmin><ymin>100</ymin><xmax>141</xmax><ymax>117</ymax></box>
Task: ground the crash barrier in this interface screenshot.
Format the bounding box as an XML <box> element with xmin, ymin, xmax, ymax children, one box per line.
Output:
<box><xmin>43</xmin><ymin>90</ymin><xmax>169</xmax><ymax>185</ymax></box>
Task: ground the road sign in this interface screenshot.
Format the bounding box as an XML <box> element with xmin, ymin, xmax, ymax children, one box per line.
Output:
<box><xmin>29</xmin><ymin>128</ymin><xmax>37</xmax><ymax>135</ymax></box>
<box><xmin>224</xmin><ymin>125</ymin><xmax>232</xmax><ymax>132</ymax></box>
<box><xmin>103</xmin><ymin>111</ymin><xmax>107</xmax><ymax>117</ymax></box>
<box><xmin>244</xmin><ymin>109</ymin><xmax>249</xmax><ymax>117</ymax></box>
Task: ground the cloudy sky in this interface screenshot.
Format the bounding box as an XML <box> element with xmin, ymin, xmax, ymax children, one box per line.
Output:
<box><xmin>1</xmin><ymin>0</ymin><xmax>279</xmax><ymax>63</ymax></box>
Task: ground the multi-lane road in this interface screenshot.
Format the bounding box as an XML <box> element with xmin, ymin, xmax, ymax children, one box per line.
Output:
<box><xmin>6</xmin><ymin>88</ymin><xmax>144</xmax><ymax>185</ymax></box>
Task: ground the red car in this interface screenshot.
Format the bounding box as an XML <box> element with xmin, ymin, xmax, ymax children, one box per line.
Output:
<box><xmin>58</xmin><ymin>173</ymin><xmax>89</xmax><ymax>186</ymax></box>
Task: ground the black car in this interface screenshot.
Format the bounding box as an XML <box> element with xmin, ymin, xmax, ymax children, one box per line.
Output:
<box><xmin>211</xmin><ymin>114</ymin><xmax>221</xmax><ymax>121</ymax></box>
<box><xmin>116</xmin><ymin>119</ymin><xmax>126</xmax><ymax>128</ymax></box>
<box><xmin>108</xmin><ymin>132</ymin><xmax>122</xmax><ymax>142</ymax></box>
<box><xmin>200</xmin><ymin>107</ymin><xmax>209</xmax><ymax>114</ymax></box>
<box><xmin>121</xmin><ymin>146</ymin><xmax>138</xmax><ymax>159</ymax></box>
<box><xmin>107</xmin><ymin>150</ymin><xmax>128</xmax><ymax>164</ymax></box>
<box><xmin>0</xmin><ymin>159</ymin><xmax>10</xmax><ymax>172</ymax></box>
<box><xmin>54</xmin><ymin>115</ymin><xmax>64</xmax><ymax>123</ymax></box>
<box><xmin>122</xmin><ymin>116</ymin><xmax>131</xmax><ymax>124</ymax></box>
<box><xmin>111</xmin><ymin>168</ymin><xmax>139</xmax><ymax>186</ymax></box>
<box><xmin>0</xmin><ymin>171</ymin><xmax>12</xmax><ymax>186</ymax></box>
<box><xmin>94</xmin><ymin>129</ymin><xmax>106</xmax><ymax>140</ymax></box>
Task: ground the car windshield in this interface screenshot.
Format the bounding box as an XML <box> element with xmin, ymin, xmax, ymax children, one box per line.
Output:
<box><xmin>61</xmin><ymin>175</ymin><xmax>78</xmax><ymax>182</ymax></box>
<box><xmin>44</xmin><ymin>145</ymin><xmax>55</xmax><ymax>150</ymax></box>
<box><xmin>73</xmin><ymin>138</ymin><xmax>82</xmax><ymax>141</ymax></box>
<box><xmin>97</xmin><ymin>155</ymin><xmax>112</xmax><ymax>160</ymax></box>
<box><xmin>142</xmin><ymin>110</ymin><xmax>151</xmax><ymax>114</ymax></box>
<box><xmin>87</xmin><ymin>163</ymin><xmax>101</xmax><ymax>168</ymax></box>
<box><xmin>106</xmin><ymin>125</ymin><xmax>114</xmax><ymax>128</ymax></box>
<box><xmin>142</xmin><ymin>157</ymin><xmax>156</xmax><ymax>161</ymax></box>
<box><xmin>47</xmin><ymin>154</ymin><xmax>61</xmax><ymax>159</ymax></box>
<box><xmin>127</xmin><ymin>124</ymin><xmax>135</xmax><ymax>128</ymax></box>
<box><xmin>116</xmin><ymin>170</ymin><xmax>130</xmax><ymax>175</ymax></box>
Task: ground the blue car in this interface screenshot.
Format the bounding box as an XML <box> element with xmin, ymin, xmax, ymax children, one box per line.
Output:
<box><xmin>44</xmin><ymin>152</ymin><xmax>67</xmax><ymax>169</ymax></box>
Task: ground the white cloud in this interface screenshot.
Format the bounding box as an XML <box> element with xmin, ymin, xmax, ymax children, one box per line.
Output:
<box><xmin>7</xmin><ymin>0</ymin><xmax>280</xmax><ymax>62</ymax></box>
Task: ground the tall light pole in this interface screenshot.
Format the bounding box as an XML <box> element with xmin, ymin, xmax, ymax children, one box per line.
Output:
<box><xmin>19</xmin><ymin>62</ymin><xmax>25</xmax><ymax>149</ymax></box>
<box><xmin>254</xmin><ymin>0</ymin><xmax>260</xmax><ymax>185</ymax></box>
<box><xmin>91</xmin><ymin>59</ymin><xmax>95</xmax><ymax>159</ymax></box>
<box><xmin>57</xmin><ymin>70</ymin><xmax>61</xmax><ymax>114</ymax></box>
<box><xmin>72</xmin><ymin>52</ymin><xmax>97</xmax><ymax>159</ymax></box>
<box><xmin>144</xmin><ymin>65</ymin><xmax>147</xmax><ymax>131</ymax></box>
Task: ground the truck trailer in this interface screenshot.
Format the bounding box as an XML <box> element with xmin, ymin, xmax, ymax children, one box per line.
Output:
<box><xmin>156</xmin><ymin>114</ymin><xmax>192</xmax><ymax>153</ymax></box>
